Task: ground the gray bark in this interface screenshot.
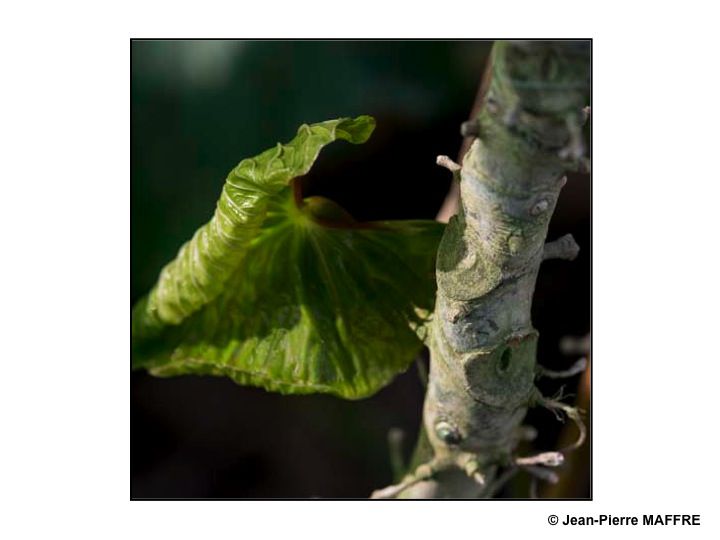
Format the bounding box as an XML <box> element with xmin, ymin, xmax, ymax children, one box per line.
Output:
<box><xmin>373</xmin><ymin>40</ymin><xmax>590</xmax><ymax>499</ymax></box>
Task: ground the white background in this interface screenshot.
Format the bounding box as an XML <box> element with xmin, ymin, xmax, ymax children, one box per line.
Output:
<box><xmin>1</xmin><ymin>2</ymin><xmax>718</xmax><ymax>539</ymax></box>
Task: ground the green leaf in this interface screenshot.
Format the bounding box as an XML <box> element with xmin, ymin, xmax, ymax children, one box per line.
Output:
<box><xmin>141</xmin><ymin>115</ymin><xmax>376</xmax><ymax>327</ymax></box>
<box><xmin>132</xmin><ymin>116</ymin><xmax>444</xmax><ymax>399</ymax></box>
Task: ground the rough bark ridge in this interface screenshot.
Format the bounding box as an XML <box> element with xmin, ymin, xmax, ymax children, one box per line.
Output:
<box><xmin>372</xmin><ymin>41</ymin><xmax>590</xmax><ymax>499</ymax></box>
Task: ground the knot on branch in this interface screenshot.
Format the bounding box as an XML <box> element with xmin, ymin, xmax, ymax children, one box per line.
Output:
<box><xmin>436</xmin><ymin>155</ymin><xmax>461</xmax><ymax>173</ymax></box>
<box><xmin>543</xmin><ymin>234</ymin><xmax>580</xmax><ymax>261</ymax></box>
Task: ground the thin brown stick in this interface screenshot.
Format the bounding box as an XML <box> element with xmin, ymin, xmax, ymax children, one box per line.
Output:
<box><xmin>435</xmin><ymin>53</ymin><xmax>494</xmax><ymax>223</ymax></box>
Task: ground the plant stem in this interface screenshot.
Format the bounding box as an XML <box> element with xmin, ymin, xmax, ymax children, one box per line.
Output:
<box><xmin>394</xmin><ymin>40</ymin><xmax>590</xmax><ymax>498</ymax></box>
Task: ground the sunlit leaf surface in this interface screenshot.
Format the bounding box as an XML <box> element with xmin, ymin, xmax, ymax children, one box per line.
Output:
<box><xmin>132</xmin><ymin>117</ymin><xmax>443</xmax><ymax>399</ymax></box>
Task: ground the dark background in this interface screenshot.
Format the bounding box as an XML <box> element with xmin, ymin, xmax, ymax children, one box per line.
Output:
<box><xmin>131</xmin><ymin>40</ymin><xmax>591</xmax><ymax>498</ymax></box>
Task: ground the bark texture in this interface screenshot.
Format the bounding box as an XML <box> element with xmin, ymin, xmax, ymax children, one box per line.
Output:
<box><xmin>376</xmin><ymin>40</ymin><xmax>590</xmax><ymax>499</ymax></box>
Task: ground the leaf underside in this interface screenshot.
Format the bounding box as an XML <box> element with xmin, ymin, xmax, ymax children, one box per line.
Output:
<box><xmin>132</xmin><ymin>116</ymin><xmax>444</xmax><ymax>399</ymax></box>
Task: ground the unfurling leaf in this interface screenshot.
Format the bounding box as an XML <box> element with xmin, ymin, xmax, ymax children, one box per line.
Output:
<box><xmin>132</xmin><ymin>116</ymin><xmax>444</xmax><ymax>399</ymax></box>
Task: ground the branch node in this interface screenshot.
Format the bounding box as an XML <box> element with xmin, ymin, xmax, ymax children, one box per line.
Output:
<box><xmin>516</xmin><ymin>451</ymin><xmax>564</xmax><ymax>467</ymax></box>
<box><xmin>543</xmin><ymin>234</ymin><xmax>580</xmax><ymax>261</ymax></box>
<box><xmin>436</xmin><ymin>155</ymin><xmax>462</xmax><ymax>173</ymax></box>
<box><xmin>457</xmin><ymin>454</ymin><xmax>485</xmax><ymax>486</ymax></box>
<box><xmin>471</xmin><ymin>472</ymin><xmax>486</xmax><ymax>486</ymax></box>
